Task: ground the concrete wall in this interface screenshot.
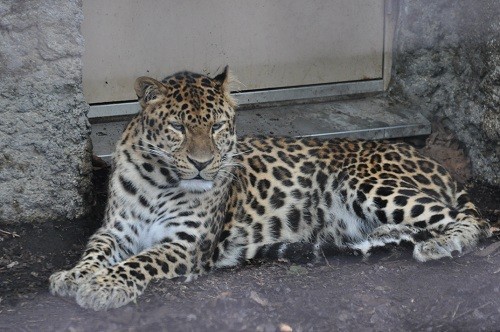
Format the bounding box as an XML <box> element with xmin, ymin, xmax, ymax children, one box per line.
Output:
<box><xmin>0</xmin><ymin>0</ymin><xmax>92</xmax><ymax>224</ymax></box>
<box><xmin>389</xmin><ymin>0</ymin><xmax>500</xmax><ymax>185</ymax></box>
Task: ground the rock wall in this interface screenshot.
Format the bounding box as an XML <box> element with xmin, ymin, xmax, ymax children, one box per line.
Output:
<box><xmin>390</xmin><ymin>0</ymin><xmax>500</xmax><ymax>185</ymax></box>
<box><xmin>0</xmin><ymin>0</ymin><xmax>92</xmax><ymax>223</ymax></box>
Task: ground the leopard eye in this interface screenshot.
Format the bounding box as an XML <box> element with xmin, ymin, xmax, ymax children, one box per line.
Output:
<box><xmin>169</xmin><ymin>122</ymin><xmax>185</xmax><ymax>133</ymax></box>
<box><xmin>212</xmin><ymin>121</ymin><xmax>225</xmax><ymax>133</ymax></box>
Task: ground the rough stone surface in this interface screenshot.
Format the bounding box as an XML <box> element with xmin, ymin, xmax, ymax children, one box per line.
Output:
<box><xmin>389</xmin><ymin>0</ymin><xmax>500</xmax><ymax>185</ymax></box>
<box><xmin>0</xmin><ymin>0</ymin><xmax>92</xmax><ymax>223</ymax></box>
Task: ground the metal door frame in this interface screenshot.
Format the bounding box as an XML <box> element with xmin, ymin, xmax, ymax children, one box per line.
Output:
<box><xmin>87</xmin><ymin>0</ymin><xmax>396</xmax><ymax>120</ymax></box>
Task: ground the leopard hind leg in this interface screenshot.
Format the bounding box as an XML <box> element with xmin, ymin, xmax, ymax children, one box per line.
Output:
<box><xmin>352</xmin><ymin>188</ymin><xmax>492</xmax><ymax>261</ymax></box>
<box><xmin>352</xmin><ymin>216</ymin><xmax>490</xmax><ymax>262</ymax></box>
<box><xmin>352</xmin><ymin>224</ymin><xmax>432</xmax><ymax>256</ymax></box>
<box><xmin>413</xmin><ymin>214</ymin><xmax>491</xmax><ymax>262</ymax></box>
<box><xmin>412</xmin><ymin>189</ymin><xmax>492</xmax><ymax>261</ymax></box>
<box><xmin>245</xmin><ymin>241</ymin><xmax>363</xmax><ymax>264</ymax></box>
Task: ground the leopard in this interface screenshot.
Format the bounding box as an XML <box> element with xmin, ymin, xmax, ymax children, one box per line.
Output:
<box><xmin>49</xmin><ymin>67</ymin><xmax>492</xmax><ymax>311</ymax></box>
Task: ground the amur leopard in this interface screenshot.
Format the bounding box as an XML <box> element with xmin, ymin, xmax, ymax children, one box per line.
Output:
<box><xmin>50</xmin><ymin>67</ymin><xmax>492</xmax><ymax>310</ymax></box>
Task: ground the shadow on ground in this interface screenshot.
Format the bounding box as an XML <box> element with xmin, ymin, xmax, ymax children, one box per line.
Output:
<box><xmin>1</xmin><ymin>168</ymin><xmax>499</xmax><ymax>331</ymax></box>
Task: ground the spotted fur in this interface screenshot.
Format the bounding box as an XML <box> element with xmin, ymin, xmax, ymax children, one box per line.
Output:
<box><xmin>50</xmin><ymin>68</ymin><xmax>492</xmax><ymax>310</ymax></box>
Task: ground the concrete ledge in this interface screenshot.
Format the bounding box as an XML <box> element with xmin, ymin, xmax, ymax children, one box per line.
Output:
<box><xmin>91</xmin><ymin>96</ymin><xmax>430</xmax><ymax>159</ymax></box>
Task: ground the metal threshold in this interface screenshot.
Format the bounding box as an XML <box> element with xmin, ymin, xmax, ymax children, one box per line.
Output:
<box><xmin>90</xmin><ymin>96</ymin><xmax>431</xmax><ymax>160</ymax></box>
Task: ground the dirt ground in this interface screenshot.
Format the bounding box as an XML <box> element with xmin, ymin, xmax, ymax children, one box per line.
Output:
<box><xmin>1</xmin><ymin>140</ymin><xmax>500</xmax><ymax>331</ymax></box>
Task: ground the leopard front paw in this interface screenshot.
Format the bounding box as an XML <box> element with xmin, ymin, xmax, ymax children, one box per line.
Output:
<box><xmin>75</xmin><ymin>274</ymin><xmax>138</xmax><ymax>311</ymax></box>
<box><xmin>49</xmin><ymin>270</ymin><xmax>82</xmax><ymax>297</ymax></box>
<box><xmin>49</xmin><ymin>267</ymin><xmax>97</xmax><ymax>297</ymax></box>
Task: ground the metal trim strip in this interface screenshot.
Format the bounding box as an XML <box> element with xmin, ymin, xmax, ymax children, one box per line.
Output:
<box><xmin>87</xmin><ymin>80</ymin><xmax>383</xmax><ymax>119</ymax></box>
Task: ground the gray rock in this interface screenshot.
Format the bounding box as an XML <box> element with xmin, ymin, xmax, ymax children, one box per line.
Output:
<box><xmin>0</xmin><ymin>0</ymin><xmax>92</xmax><ymax>223</ymax></box>
<box><xmin>389</xmin><ymin>0</ymin><xmax>500</xmax><ymax>185</ymax></box>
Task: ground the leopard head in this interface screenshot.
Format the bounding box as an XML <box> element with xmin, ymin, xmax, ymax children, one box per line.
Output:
<box><xmin>133</xmin><ymin>67</ymin><xmax>238</xmax><ymax>192</ymax></box>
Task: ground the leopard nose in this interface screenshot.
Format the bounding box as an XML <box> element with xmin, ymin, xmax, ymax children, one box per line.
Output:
<box><xmin>187</xmin><ymin>156</ymin><xmax>213</xmax><ymax>171</ymax></box>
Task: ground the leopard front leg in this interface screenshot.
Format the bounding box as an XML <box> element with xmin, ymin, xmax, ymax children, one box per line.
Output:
<box><xmin>75</xmin><ymin>241</ymin><xmax>203</xmax><ymax>310</ymax></box>
<box><xmin>50</xmin><ymin>230</ymin><xmax>131</xmax><ymax>297</ymax></box>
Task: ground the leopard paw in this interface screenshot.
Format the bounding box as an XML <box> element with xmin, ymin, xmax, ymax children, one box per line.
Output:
<box><xmin>413</xmin><ymin>239</ymin><xmax>455</xmax><ymax>262</ymax></box>
<box><xmin>368</xmin><ymin>224</ymin><xmax>421</xmax><ymax>243</ymax></box>
<box><xmin>49</xmin><ymin>270</ymin><xmax>81</xmax><ymax>297</ymax></box>
<box><xmin>75</xmin><ymin>274</ymin><xmax>137</xmax><ymax>311</ymax></box>
<box><xmin>49</xmin><ymin>267</ymin><xmax>99</xmax><ymax>297</ymax></box>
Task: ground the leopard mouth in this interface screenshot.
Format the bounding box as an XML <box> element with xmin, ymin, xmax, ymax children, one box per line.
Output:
<box><xmin>178</xmin><ymin>179</ymin><xmax>214</xmax><ymax>192</ymax></box>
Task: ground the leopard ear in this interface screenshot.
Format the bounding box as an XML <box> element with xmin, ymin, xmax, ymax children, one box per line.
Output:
<box><xmin>214</xmin><ymin>65</ymin><xmax>229</xmax><ymax>85</ymax></box>
<box><xmin>134</xmin><ymin>76</ymin><xmax>168</xmax><ymax>107</ymax></box>
<box><xmin>213</xmin><ymin>66</ymin><xmax>238</xmax><ymax>108</ymax></box>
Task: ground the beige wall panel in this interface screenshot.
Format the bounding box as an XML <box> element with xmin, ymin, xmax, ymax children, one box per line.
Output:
<box><xmin>82</xmin><ymin>0</ymin><xmax>384</xmax><ymax>104</ymax></box>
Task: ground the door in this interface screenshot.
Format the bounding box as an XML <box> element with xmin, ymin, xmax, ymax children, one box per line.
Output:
<box><xmin>82</xmin><ymin>0</ymin><xmax>386</xmax><ymax>106</ymax></box>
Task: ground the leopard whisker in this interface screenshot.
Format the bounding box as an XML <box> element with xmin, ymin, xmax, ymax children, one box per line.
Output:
<box><xmin>217</xmin><ymin>169</ymin><xmax>240</xmax><ymax>185</ymax></box>
<box><xmin>141</xmin><ymin>139</ymin><xmax>174</xmax><ymax>157</ymax></box>
<box><xmin>230</xmin><ymin>149</ymin><xmax>253</xmax><ymax>157</ymax></box>
<box><xmin>218</xmin><ymin>170</ymin><xmax>236</xmax><ymax>180</ymax></box>
<box><xmin>221</xmin><ymin>161</ymin><xmax>245</xmax><ymax>169</ymax></box>
<box><xmin>135</xmin><ymin>146</ymin><xmax>169</xmax><ymax>160</ymax></box>
<box><xmin>135</xmin><ymin>144</ymin><xmax>174</xmax><ymax>162</ymax></box>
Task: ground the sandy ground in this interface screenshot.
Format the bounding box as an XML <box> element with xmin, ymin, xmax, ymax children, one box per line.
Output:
<box><xmin>1</xmin><ymin>218</ymin><xmax>499</xmax><ymax>331</ymax></box>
